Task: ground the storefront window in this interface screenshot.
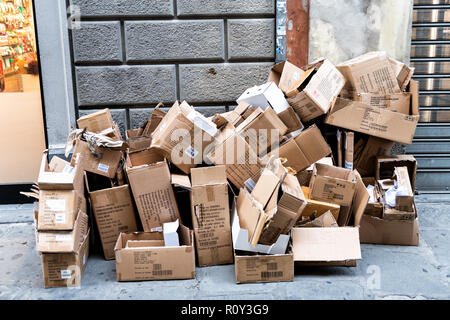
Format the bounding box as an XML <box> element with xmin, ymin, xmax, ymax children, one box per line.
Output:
<box><xmin>0</xmin><ymin>0</ymin><xmax>39</xmax><ymax>93</ymax></box>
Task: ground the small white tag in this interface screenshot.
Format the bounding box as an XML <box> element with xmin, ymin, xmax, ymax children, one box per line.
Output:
<box><xmin>83</xmin><ymin>254</ymin><xmax>86</xmax><ymax>265</ymax></box>
<box><xmin>184</xmin><ymin>146</ymin><xmax>198</xmax><ymax>159</ymax></box>
<box><xmin>63</xmin><ymin>165</ymin><xmax>75</xmax><ymax>174</ymax></box>
<box><xmin>151</xmin><ymin>226</ymin><xmax>163</xmax><ymax>232</ymax></box>
<box><xmin>55</xmin><ymin>213</ymin><xmax>66</xmax><ymax>224</ymax></box>
<box><xmin>55</xmin><ymin>234</ymin><xmax>72</xmax><ymax>242</ymax></box>
<box><xmin>61</xmin><ymin>270</ymin><xmax>71</xmax><ymax>279</ymax></box>
<box><xmin>46</xmin><ymin>199</ymin><xmax>66</xmax><ymax>212</ymax></box>
<box><xmin>345</xmin><ymin>161</ymin><xmax>353</xmax><ymax>170</ymax></box>
<box><xmin>159</xmin><ymin>123</ymin><xmax>167</xmax><ymax>132</ymax></box>
<box><xmin>244</xmin><ymin>178</ymin><xmax>256</xmax><ymax>192</ymax></box>
<box><xmin>293</xmin><ymin>72</ymin><xmax>300</xmax><ymax>81</ymax></box>
<box><xmin>97</xmin><ymin>163</ymin><xmax>109</xmax><ymax>173</ymax></box>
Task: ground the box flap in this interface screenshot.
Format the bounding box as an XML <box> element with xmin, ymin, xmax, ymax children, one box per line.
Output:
<box><xmin>352</xmin><ymin>171</ymin><xmax>370</xmax><ymax>227</ymax></box>
<box><xmin>292</xmin><ymin>227</ymin><xmax>361</xmax><ymax>262</ymax></box>
<box><xmin>191</xmin><ymin>165</ymin><xmax>227</xmax><ymax>186</ymax></box>
<box><xmin>171</xmin><ymin>174</ymin><xmax>192</xmax><ymax>190</ymax></box>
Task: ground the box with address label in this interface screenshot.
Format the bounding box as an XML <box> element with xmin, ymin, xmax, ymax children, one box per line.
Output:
<box><xmin>37</xmin><ymin>189</ymin><xmax>86</xmax><ymax>231</ymax></box>
<box><xmin>70</xmin><ymin>139</ymin><xmax>123</xmax><ymax>179</ymax></box>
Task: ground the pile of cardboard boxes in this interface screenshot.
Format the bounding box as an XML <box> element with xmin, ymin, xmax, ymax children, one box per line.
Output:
<box><xmin>29</xmin><ymin>51</ymin><xmax>420</xmax><ymax>287</ymax></box>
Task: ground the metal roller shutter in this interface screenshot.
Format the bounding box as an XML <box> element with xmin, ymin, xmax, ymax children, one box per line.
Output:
<box><xmin>408</xmin><ymin>0</ymin><xmax>450</xmax><ymax>192</ymax></box>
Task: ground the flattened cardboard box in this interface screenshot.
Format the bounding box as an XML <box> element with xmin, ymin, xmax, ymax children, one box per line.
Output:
<box><xmin>114</xmin><ymin>225</ymin><xmax>195</xmax><ymax>281</ymax></box>
<box><xmin>293</xmin><ymin>171</ymin><xmax>369</xmax><ymax>267</ymax></box>
<box><xmin>324</xmin><ymin>80</ymin><xmax>419</xmax><ymax>145</ymax></box>
<box><xmin>37</xmin><ymin>211</ymin><xmax>89</xmax><ymax>253</ymax></box>
<box><xmin>337</xmin><ymin>51</ymin><xmax>402</xmax><ymax>94</ymax></box>
<box><xmin>234</xmin><ymin>250</ymin><xmax>294</xmax><ymax>284</ymax></box>
<box><xmin>126</xmin><ymin>156</ymin><xmax>180</xmax><ymax>232</ymax></box>
<box><xmin>151</xmin><ymin>101</ymin><xmax>217</xmax><ymax>174</ymax></box>
<box><xmin>37</xmin><ymin>152</ymin><xmax>84</xmax><ymax>195</ymax></box>
<box><xmin>41</xmin><ymin>229</ymin><xmax>90</xmax><ymax>288</ymax></box>
<box><xmin>286</xmin><ymin>59</ymin><xmax>345</xmax><ymax>122</ymax></box>
<box><xmin>190</xmin><ymin>166</ymin><xmax>233</xmax><ymax>267</ymax></box>
<box><xmin>87</xmin><ymin>179</ymin><xmax>139</xmax><ymax>260</ymax></box>
<box><xmin>38</xmin><ymin>189</ymin><xmax>86</xmax><ymax>231</ymax></box>
<box><xmin>71</xmin><ymin>139</ymin><xmax>123</xmax><ymax>179</ymax></box>
<box><xmin>236</xmin><ymin>107</ymin><xmax>288</xmax><ymax>156</ymax></box>
<box><xmin>267</xmin><ymin>124</ymin><xmax>331</xmax><ymax>173</ymax></box>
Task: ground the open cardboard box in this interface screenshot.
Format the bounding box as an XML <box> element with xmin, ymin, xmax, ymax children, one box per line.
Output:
<box><xmin>268</xmin><ymin>60</ymin><xmax>305</xmax><ymax>94</ymax></box>
<box><xmin>125</xmin><ymin>148</ymin><xmax>180</xmax><ymax>232</ymax></box>
<box><xmin>324</xmin><ymin>80</ymin><xmax>419</xmax><ymax>145</ymax></box>
<box><xmin>85</xmin><ymin>172</ymin><xmax>139</xmax><ymax>260</ymax></box>
<box><xmin>286</xmin><ymin>59</ymin><xmax>345</xmax><ymax>122</ymax></box>
<box><xmin>292</xmin><ymin>170</ymin><xmax>369</xmax><ymax>267</ymax></box>
<box><xmin>236</xmin><ymin>82</ymin><xmax>290</xmax><ymax>114</ymax></box>
<box><xmin>37</xmin><ymin>151</ymin><xmax>84</xmax><ymax>194</ymax></box>
<box><xmin>114</xmin><ymin>224</ymin><xmax>195</xmax><ymax>282</ymax></box>
<box><xmin>376</xmin><ymin>155</ymin><xmax>418</xmax><ymax>192</ymax></box>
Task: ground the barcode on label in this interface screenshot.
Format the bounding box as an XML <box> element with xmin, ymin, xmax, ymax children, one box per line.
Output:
<box><xmin>184</xmin><ymin>146</ymin><xmax>199</xmax><ymax>159</ymax></box>
<box><xmin>97</xmin><ymin>163</ymin><xmax>110</xmax><ymax>173</ymax></box>
<box><xmin>61</xmin><ymin>270</ymin><xmax>72</xmax><ymax>279</ymax></box>
<box><xmin>55</xmin><ymin>213</ymin><xmax>66</xmax><ymax>224</ymax></box>
<box><xmin>261</xmin><ymin>271</ymin><xmax>283</xmax><ymax>279</ymax></box>
<box><xmin>152</xmin><ymin>270</ymin><xmax>173</xmax><ymax>276</ymax></box>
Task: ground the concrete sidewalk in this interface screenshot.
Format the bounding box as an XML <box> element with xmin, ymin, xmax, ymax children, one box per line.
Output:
<box><xmin>0</xmin><ymin>195</ymin><xmax>449</xmax><ymax>300</ymax></box>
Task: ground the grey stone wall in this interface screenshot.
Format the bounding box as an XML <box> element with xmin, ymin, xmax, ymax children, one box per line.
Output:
<box><xmin>69</xmin><ymin>0</ymin><xmax>276</xmax><ymax>134</ymax></box>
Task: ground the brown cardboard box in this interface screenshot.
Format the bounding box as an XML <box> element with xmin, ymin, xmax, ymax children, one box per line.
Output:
<box><xmin>234</xmin><ymin>250</ymin><xmax>294</xmax><ymax>284</ymax></box>
<box><xmin>37</xmin><ymin>211</ymin><xmax>89</xmax><ymax>253</ymax></box>
<box><xmin>337</xmin><ymin>51</ymin><xmax>402</xmax><ymax>94</ymax></box>
<box><xmin>259</xmin><ymin>173</ymin><xmax>306</xmax><ymax>245</ymax></box>
<box><xmin>360</xmin><ymin>208</ymin><xmax>419</xmax><ymax>246</ymax></box>
<box><xmin>267</xmin><ymin>125</ymin><xmax>331</xmax><ymax>173</ymax></box>
<box><xmin>236</xmin><ymin>107</ymin><xmax>288</xmax><ymax>156</ymax></box>
<box><xmin>77</xmin><ymin>108</ymin><xmax>122</xmax><ymax>140</ymax></box>
<box><xmin>222</xmin><ymin>103</ymin><xmax>256</xmax><ymax>127</ymax></box>
<box><xmin>355</xmin><ymin>137</ymin><xmax>394</xmax><ymax>177</ymax></box>
<box><xmin>324</xmin><ymin>80</ymin><xmax>419</xmax><ymax>145</ymax></box>
<box><xmin>151</xmin><ymin>101</ymin><xmax>218</xmax><ymax>174</ymax></box>
<box><xmin>38</xmin><ymin>190</ymin><xmax>86</xmax><ymax>231</ymax></box>
<box><xmin>309</xmin><ymin>163</ymin><xmax>357</xmax><ymax>206</ymax></box>
<box><xmin>352</xmin><ymin>92</ymin><xmax>411</xmax><ymax>114</ymax></box>
<box><xmin>41</xmin><ymin>229</ymin><xmax>90</xmax><ymax>288</ymax></box>
<box><xmin>86</xmin><ymin>176</ymin><xmax>139</xmax><ymax>260</ymax></box>
<box><xmin>268</xmin><ymin>60</ymin><xmax>305</xmax><ymax>94</ymax></box>
<box><xmin>292</xmin><ymin>172</ymin><xmax>369</xmax><ymax>267</ymax></box>
<box><xmin>393</xmin><ymin>167</ymin><xmax>414</xmax><ymax>212</ymax></box>
<box><xmin>362</xmin><ymin>177</ymin><xmax>384</xmax><ymax>219</ymax></box>
<box><xmin>296</xmin><ymin>157</ymin><xmax>334</xmax><ymax>186</ymax></box>
<box><xmin>190</xmin><ymin>165</ymin><xmax>233</xmax><ymax>267</ymax></box>
<box><xmin>376</xmin><ymin>155</ymin><xmax>418</xmax><ymax>191</ymax></box>
<box><xmin>208</xmin><ymin>131</ymin><xmax>263</xmax><ymax>189</ymax></box>
<box><xmin>142</xmin><ymin>106</ymin><xmax>167</xmax><ymax>136</ymax></box>
<box><xmin>71</xmin><ymin>139</ymin><xmax>123</xmax><ymax>179</ymax></box>
<box><xmin>37</xmin><ymin>152</ymin><xmax>84</xmax><ymax>194</ymax></box>
<box><xmin>389</xmin><ymin>57</ymin><xmax>415</xmax><ymax>91</ymax></box>
<box><xmin>286</xmin><ymin>59</ymin><xmax>345</xmax><ymax>122</ymax></box>
<box><xmin>125</xmin><ymin>129</ymin><xmax>152</xmax><ymax>152</ymax></box>
<box><xmin>277</xmin><ymin>106</ymin><xmax>304</xmax><ymax>134</ymax></box>
<box><xmin>344</xmin><ymin>131</ymin><xmax>354</xmax><ymax>170</ymax></box>
<box><xmin>114</xmin><ymin>225</ymin><xmax>195</xmax><ymax>281</ymax></box>
<box><xmin>126</xmin><ymin>151</ymin><xmax>180</xmax><ymax>232</ymax></box>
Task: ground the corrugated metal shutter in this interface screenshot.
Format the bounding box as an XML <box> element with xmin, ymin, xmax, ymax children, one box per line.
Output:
<box><xmin>408</xmin><ymin>0</ymin><xmax>450</xmax><ymax>192</ymax></box>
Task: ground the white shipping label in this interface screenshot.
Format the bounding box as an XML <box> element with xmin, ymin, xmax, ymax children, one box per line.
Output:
<box><xmin>97</xmin><ymin>163</ymin><xmax>110</xmax><ymax>173</ymax></box>
<box><xmin>63</xmin><ymin>165</ymin><xmax>75</xmax><ymax>175</ymax></box>
<box><xmin>345</xmin><ymin>161</ymin><xmax>353</xmax><ymax>171</ymax></box>
<box><xmin>46</xmin><ymin>199</ymin><xmax>66</xmax><ymax>212</ymax></box>
<box><xmin>151</xmin><ymin>226</ymin><xmax>163</xmax><ymax>232</ymax></box>
<box><xmin>187</xmin><ymin>111</ymin><xmax>218</xmax><ymax>137</ymax></box>
<box><xmin>55</xmin><ymin>234</ymin><xmax>72</xmax><ymax>242</ymax></box>
<box><xmin>83</xmin><ymin>254</ymin><xmax>86</xmax><ymax>265</ymax></box>
<box><xmin>184</xmin><ymin>146</ymin><xmax>199</xmax><ymax>159</ymax></box>
<box><xmin>60</xmin><ymin>270</ymin><xmax>72</xmax><ymax>279</ymax></box>
<box><xmin>55</xmin><ymin>213</ymin><xmax>66</xmax><ymax>224</ymax></box>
